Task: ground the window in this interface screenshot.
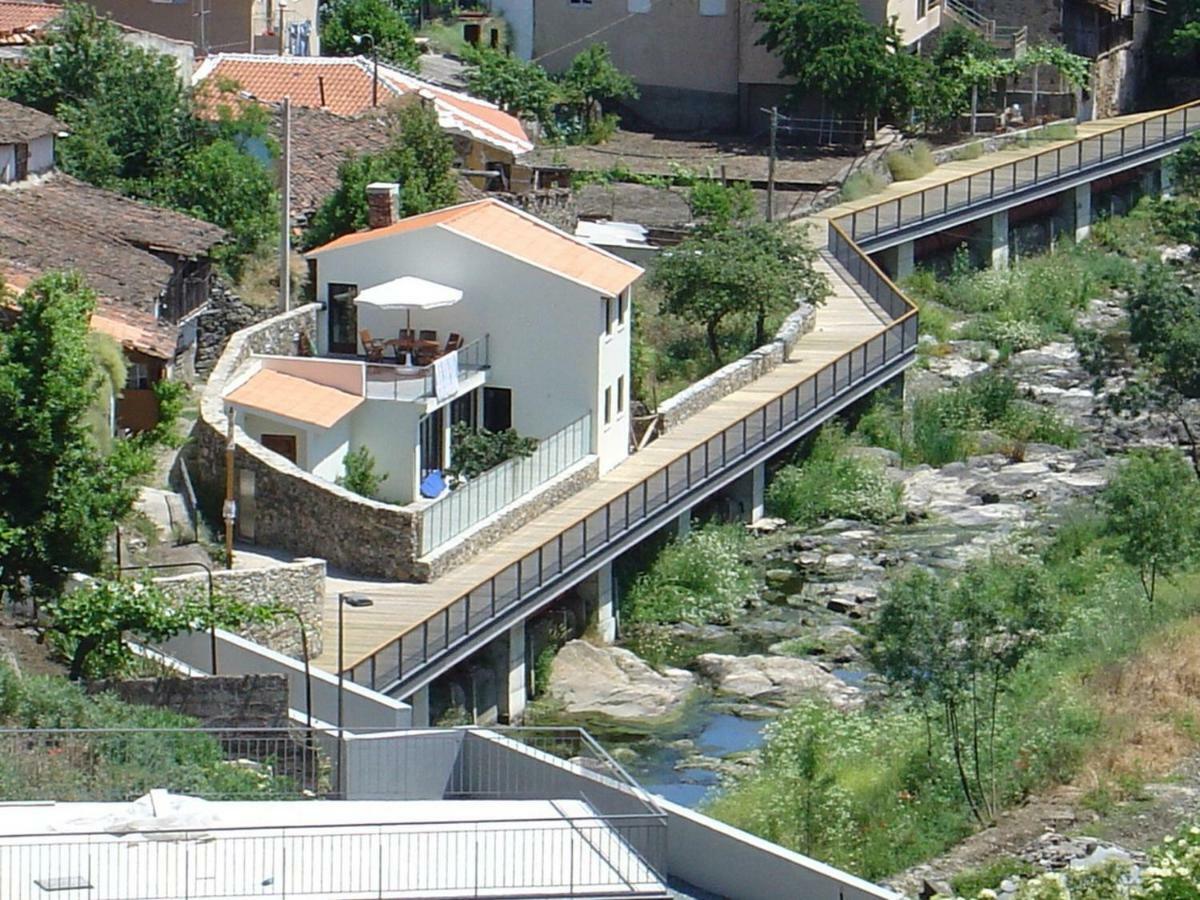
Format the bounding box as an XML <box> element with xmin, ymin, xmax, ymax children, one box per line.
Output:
<box><xmin>617</xmin><ymin>291</ymin><xmax>627</xmax><ymax>326</ymax></box>
<box><xmin>604</xmin><ymin>296</ymin><xmax>613</xmax><ymax>335</ymax></box>
<box><xmin>483</xmin><ymin>387</ymin><xmax>513</xmax><ymax>432</ymax></box>
<box><xmin>627</xmin><ymin>0</ymin><xmax>650</xmax><ymax>10</ymax></box>
<box><xmin>450</xmin><ymin>390</ymin><xmax>478</xmax><ymax>432</ymax></box>
<box><xmin>569</xmin><ymin>0</ymin><xmax>592</xmax><ymax>6</ymax></box>
<box><xmin>617</xmin><ymin>375</ymin><xmax>625</xmax><ymax>414</ymax></box>
<box><xmin>604</xmin><ymin>387</ymin><xmax>612</xmax><ymax>425</ymax></box>
<box><xmin>917</xmin><ymin>0</ymin><xmax>927</xmax><ymax>17</ymax></box>
<box><xmin>420</xmin><ymin>408</ymin><xmax>446</xmax><ymax>478</ymax></box>
<box><xmin>126</xmin><ymin>362</ymin><xmax>152</xmax><ymax>390</ymax></box>
<box><xmin>327</xmin><ymin>282</ymin><xmax>358</xmax><ymax>355</ymax></box>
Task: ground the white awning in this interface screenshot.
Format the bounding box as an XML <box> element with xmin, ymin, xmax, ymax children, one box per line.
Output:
<box><xmin>353</xmin><ymin>276</ymin><xmax>463</xmax><ymax>311</ymax></box>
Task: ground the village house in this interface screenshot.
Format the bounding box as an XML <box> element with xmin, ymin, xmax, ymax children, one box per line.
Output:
<box><xmin>0</xmin><ymin>97</ymin><xmax>225</xmax><ymax>432</ymax></box>
<box><xmin>192</xmin><ymin>54</ymin><xmax>533</xmax><ymax>193</ymax></box>
<box><xmin>223</xmin><ymin>195</ymin><xmax>642</xmax><ymax>511</ymax></box>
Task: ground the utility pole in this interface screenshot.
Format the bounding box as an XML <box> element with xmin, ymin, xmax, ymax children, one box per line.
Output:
<box><xmin>195</xmin><ymin>0</ymin><xmax>208</xmax><ymax>55</ymax></box>
<box><xmin>280</xmin><ymin>96</ymin><xmax>291</xmax><ymax>312</ymax></box>
<box><xmin>278</xmin><ymin>0</ymin><xmax>287</xmax><ymax>56</ymax></box>
<box><xmin>766</xmin><ymin>106</ymin><xmax>778</xmax><ymax>223</ymax></box>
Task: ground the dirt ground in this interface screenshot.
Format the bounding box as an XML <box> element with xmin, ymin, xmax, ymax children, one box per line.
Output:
<box><xmin>521</xmin><ymin>128</ymin><xmax>860</xmax><ymax>186</ymax></box>
<box><xmin>0</xmin><ymin>610</ymin><xmax>67</xmax><ymax>679</ymax></box>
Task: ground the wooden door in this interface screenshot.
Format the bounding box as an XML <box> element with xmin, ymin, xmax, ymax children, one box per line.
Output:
<box><xmin>261</xmin><ymin>433</ymin><xmax>298</xmax><ymax>463</ymax></box>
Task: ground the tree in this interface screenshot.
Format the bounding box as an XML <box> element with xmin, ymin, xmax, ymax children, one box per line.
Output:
<box><xmin>0</xmin><ymin>2</ymin><xmax>189</xmax><ymax>188</ymax></box>
<box><xmin>559</xmin><ymin>44</ymin><xmax>638</xmax><ymax>134</ymax></box>
<box><xmin>320</xmin><ymin>0</ymin><xmax>420</xmax><ymax>70</ymax></box>
<box><xmin>303</xmin><ymin>103</ymin><xmax>457</xmax><ymax>248</ymax></box>
<box><xmin>47</xmin><ymin>578</ymin><xmax>275</xmax><ymax>681</ymax></box>
<box><xmin>869</xmin><ymin>559</ymin><xmax>1059</xmax><ymax>825</ymax></box>
<box><xmin>687</xmin><ymin>181</ymin><xmax>755</xmax><ymax>230</ymax></box>
<box><xmin>754</xmin><ymin>0</ymin><xmax>905</xmax><ymax>120</ymax></box>
<box><xmin>650</xmin><ymin>222</ymin><xmax>829</xmax><ymax>363</ymax></box>
<box><xmin>464</xmin><ymin>48</ymin><xmax>557</xmax><ymax>129</ymax></box>
<box><xmin>1100</xmin><ymin>450</ymin><xmax>1200</xmax><ymax>603</ymax></box>
<box><xmin>0</xmin><ymin>274</ymin><xmax>165</xmax><ymax>599</ymax></box>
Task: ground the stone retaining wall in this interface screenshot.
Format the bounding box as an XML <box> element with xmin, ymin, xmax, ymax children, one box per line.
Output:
<box><xmin>501</xmin><ymin>188</ymin><xmax>578</xmax><ymax>233</ymax></box>
<box><xmin>154</xmin><ymin>558</ymin><xmax>326</xmax><ymax>659</ymax></box>
<box><xmin>195</xmin><ymin>283</ymin><xmax>280</xmax><ymax>377</ymax></box>
<box><xmin>658</xmin><ymin>302</ymin><xmax>816</xmax><ymax>433</ymax></box>
<box><xmin>88</xmin><ymin>674</ymin><xmax>289</xmax><ymax>728</ymax></box>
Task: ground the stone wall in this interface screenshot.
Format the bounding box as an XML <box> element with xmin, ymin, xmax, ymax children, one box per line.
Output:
<box><xmin>195</xmin><ymin>282</ymin><xmax>280</xmax><ymax>378</ymax></box>
<box><xmin>500</xmin><ymin>188</ymin><xmax>578</xmax><ymax>233</ymax></box>
<box><xmin>658</xmin><ymin>303</ymin><xmax>816</xmax><ymax>433</ymax></box>
<box><xmin>194</xmin><ymin>302</ymin><xmax>424</xmax><ymax>581</ymax></box>
<box><xmin>88</xmin><ymin>674</ymin><xmax>289</xmax><ymax>728</ymax></box>
<box><xmin>154</xmin><ymin>558</ymin><xmax>326</xmax><ymax>659</ymax></box>
<box><xmin>421</xmin><ymin>458</ymin><xmax>599</xmax><ymax>579</ymax></box>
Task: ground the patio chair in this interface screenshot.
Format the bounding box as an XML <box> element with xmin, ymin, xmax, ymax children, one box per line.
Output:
<box><xmin>442</xmin><ymin>333</ymin><xmax>464</xmax><ymax>356</ymax></box>
<box><xmin>360</xmin><ymin>329</ymin><xmax>386</xmax><ymax>362</ymax></box>
<box><xmin>419</xmin><ymin>329</ymin><xmax>438</xmax><ymax>343</ymax></box>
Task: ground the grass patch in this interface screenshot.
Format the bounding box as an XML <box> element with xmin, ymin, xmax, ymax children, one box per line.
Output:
<box><xmin>951</xmin><ymin>857</ymin><xmax>1038</xmax><ymax>896</ymax></box>
<box><xmin>948</xmin><ymin>141</ymin><xmax>985</xmax><ymax>162</ymax></box>
<box><xmin>839</xmin><ymin>170</ymin><xmax>887</xmax><ymax>202</ymax></box>
<box><xmin>765</xmin><ymin>426</ymin><xmax>903</xmax><ymax>527</ymax></box>
<box><xmin>885</xmin><ymin>140</ymin><xmax>935</xmax><ymax>182</ymax></box>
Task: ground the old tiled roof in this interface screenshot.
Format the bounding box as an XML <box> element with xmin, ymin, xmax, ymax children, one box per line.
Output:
<box><xmin>0</xmin><ymin>96</ymin><xmax>63</xmax><ymax>142</ymax></box>
<box><xmin>283</xmin><ymin>106</ymin><xmax>484</xmax><ymax>220</ymax></box>
<box><xmin>307</xmin><ymin>198</ymin><xmax>643</xmax><ymax>296</ymax></box>
<box><xmin>225</xmin><ymin>368</ymin><xmax>363</xmax><ymax>428</ymax></box>
<box><xmin>0</xmin><ymin>1</ymin><xmax>60</xmax><ymax>42</ymax></box>
<box><xmin>0</xmin><ymin>173</ymin><xmax>225</xmax><ymax>309</ymax></box>
<box><xmin>193</xmin><ymin>53</ymin><xmax>532</xmax><ymax>156</ymax></box>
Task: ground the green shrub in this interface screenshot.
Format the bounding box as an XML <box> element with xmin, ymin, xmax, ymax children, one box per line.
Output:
<box><xmin>839</xmin><ymin>170</ymin><xmax>887</xmax><ymax>202</ymax></box>
<box><xmin>949</xmin><ymin>141</ymin><xmax>984</xmax><ymax>161</ymax></box>
<box><xmin>766</xmin><ymin>426</ymin><xmax>903</xmax><ymax>527</ymax></box>
<box><xmin>854</xmin><ymin>396</ymin><xmax>905</xmax><ymax>456</ymax></box>
<box><xmin>951</xmin><ymin>857</ymin><xmax>1038</xmax><ymax>897</ymax></box>
<box><xmin>336</xmin><ymin>446</ymin><xmax>388</xmax><ymax>498</ymax></box>
<box><xmin>885</xmin><ymin>141</ymin><xmax>935</xmax><ymax>182</ymax></box>
<box><xmin>447</xmin><ymin>423</ymin><xmax>538</xmax><ymax>481</ymax></box>
<box><xmin>623</xmin><ymin>523</ymin><xmax>753</xmax><ymax>627</ymax></box>
<box><xmin>917</xmin><ymin>300</ymin><xmax>955</xmax><ymax>343</ymax></box>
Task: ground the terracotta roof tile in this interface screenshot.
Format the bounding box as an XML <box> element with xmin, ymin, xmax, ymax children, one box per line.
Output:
<box><xmin>0</xmin><ymin>1</ymin><xmax>59</xmax><ymax>38</ymax></box>
<box><xmin>226</xmin><ymin>368</ymin><xmax>363</xmax><ymax>428</ymax></box>
<box><xmin>0</xmin><ymin>96</ymin><xmax>63</xmax><ymax>142</ymax></box>
<box><xmin>307</xmin><ymin>198</ymin><xmax>643</xmax><ymax>296</ymax></box>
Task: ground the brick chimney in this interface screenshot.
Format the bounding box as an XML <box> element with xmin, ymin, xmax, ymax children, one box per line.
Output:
<box><xmin>366</xmin><ymin>182</ymin><xmax>401</xmax><ymax>229</ymax></box>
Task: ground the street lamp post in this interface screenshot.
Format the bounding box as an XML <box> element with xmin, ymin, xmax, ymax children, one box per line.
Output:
<box><xmin>354</xmin><ymin>33</ymin><xmax>379</xmax><ymax>107</ymax></box>
<box><xmin>275</xmin><ymin>605</ymin><xmax>313</xmax><ymax>734</ymax></box>
<box><xmin>119</xmin><ymin>560</ymin><xmax>218</xmax><ymax>674</ymax></box>
<box><xmin>336</xmin><ymin>591</ymin><xmax>373</xmax><ymax>797</ymax></box>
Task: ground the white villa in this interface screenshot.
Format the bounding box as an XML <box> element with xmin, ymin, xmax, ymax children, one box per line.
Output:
<box><xmin>223</xmin><ymin>196</ymin><xmax>643</xmax><ymax>509</ymax></box>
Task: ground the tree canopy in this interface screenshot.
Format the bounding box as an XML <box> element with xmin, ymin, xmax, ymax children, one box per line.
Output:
<box><xmin>0</xmin><ymin>274</ymin><xmax>179</xmax><ymax>599</ymax></box>
<box><xmin>303</xmin><ymin>102</ymin><xmax>457</xmax><ymax>249</ymax></box>
<box><xmin>464</xmin><ymin>48</ymin><xmax>557</xmax><ymax>125</ymax></box>
<box><xmin>0</xmin><ymin>2</ymin><xmax>277</xmax><ymax>276</ymax></box>
<box><xmin>320</xmin><ymin>0</ymin><xmax>420</xmax><ymax>70</ymax></box>
<box><xmin>651</xmin><ymin>221</ymin><xmax>829</xmax><ymax>363</ymax></box>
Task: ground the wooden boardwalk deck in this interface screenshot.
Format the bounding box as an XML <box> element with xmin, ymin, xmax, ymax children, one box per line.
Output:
<box><xmin>312</xmin><ymin>255</ymin><xmax>886</xmax><ymax>672</ymax></box>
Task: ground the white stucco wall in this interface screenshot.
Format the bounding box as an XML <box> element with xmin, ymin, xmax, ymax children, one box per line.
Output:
<box><xmin>488</xmin><ymin>0</ymin><xmax>533</xmax><ymax>59</ymax></box>
<box><xmin>351</xmin><ymin>399</ymin><xmax>423</xmax><ymax>504</ymax></box>
<box><xmin>0</xmin><ymin>144</ymin><xmax>13</xmax><ymax>184</ymax></box>
<box><xmin>0</xmin><ymin>135</ymin><xmax>54</xmax><ymax>183</ymax></box>
<box><xmin>312</xmin><ymin>226</ymin><xmax>634</xmax><ymax>475</ymax></box>
<box><xmin>240</xmin><ymin>410</ymin><xmax>350</xmax><ymax>483</ymax></box>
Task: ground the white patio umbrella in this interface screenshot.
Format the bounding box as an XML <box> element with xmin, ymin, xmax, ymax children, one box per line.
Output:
<box><xmin>353</xmin><ymin>275</ymin><xmax>463</xmax><ymax>332</ymax></box>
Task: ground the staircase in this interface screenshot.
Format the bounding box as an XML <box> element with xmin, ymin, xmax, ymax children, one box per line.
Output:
<box><xmin>938</xmin><ymin>0</ymin><xmax>1029</xmax><ymax>58</ymax></box>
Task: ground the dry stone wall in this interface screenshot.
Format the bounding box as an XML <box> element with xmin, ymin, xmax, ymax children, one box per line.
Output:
<box><xmin>154</xmin><ymin>558</ymin><xmax>325</xmax><ymax>659</ymax></box>
<box><xmin>658</xmin><ymin>302</ymin><xmax>816</xmax><ymax>433</ymax></box>
<box><xmin>88</xmin><ymin>674</ymin><xmax>289</xmax><ymax>728</ymax></box>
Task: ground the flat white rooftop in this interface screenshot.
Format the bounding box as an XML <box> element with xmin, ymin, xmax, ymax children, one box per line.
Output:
<box><xmin>0</xmin><ymin>792</ymin><xmax>668</xmax><ymax>899</ymax></box>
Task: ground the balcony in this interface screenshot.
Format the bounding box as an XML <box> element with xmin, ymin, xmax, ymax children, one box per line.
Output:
<box><xmin>363</xmin><ymin>334</ymin><xmax>490</xmax><ymax>404</ymax></box>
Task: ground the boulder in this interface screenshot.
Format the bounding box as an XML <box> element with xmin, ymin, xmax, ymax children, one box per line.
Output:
<box><xmin>694</xmin><ymin>653</ymin><xmax>860</xmax><ymax>709</ymax></box>
<box><xmin>547</xmin><ymin>640</ymin><xmax>696</xmax><ymax>723</ymax></box>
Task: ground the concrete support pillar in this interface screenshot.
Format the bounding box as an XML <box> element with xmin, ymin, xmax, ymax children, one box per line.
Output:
<box><xmin>894</xmin><ymin>240</ymin><xmax>915</xmax><ymax>281</ymax></box>
<box><xmin>578</xmin><ymin>562</ymin><xmax>617</xmax><ymax>643</ymax></box>
<box><xmin>1161</xmin><ymin>159</ymin><xmax>1175</xmax><ymax>198</ymax></box>
<box><xmin>1073</xmin><ymin>183</ymin><xmax>1092</xmax><ymax>242</ymax></box>
<box><xmin>988</xmin><ymin>209</ymin><xmax>1010</xmax><ymax>269</ymax></box>
<box><xmin>408</xmin><ymin>685</ymin><xmax>430</xmax><ymax>728</ymax></box>
<box><xmin>675</xmin><ymin>509</ymin><xmax>692</xmax><ymax>539</ymax></box>
<box><xmin>728</xmin><ymin>462</ymin><xmax>766</xmax><ymax>524</ymax></box>
<box><xmin>499</xmin><ymin>622</ymin><xmax>527</xmax><ymax>724</ymax></box>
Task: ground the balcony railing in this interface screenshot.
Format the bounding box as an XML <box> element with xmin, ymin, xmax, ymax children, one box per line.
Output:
<box><xmin>837</xmin><ymin>98</ymin><xmax>1200</xmax><ymax>245</ymax></box>
<box><xmin>420</xmin><ymin>413</ymin><xmax>593</xmax><ymax>556</ymax></box>
<box><xmin>364</xmin><ymin>334</ymin><xmax>490</xmax><ymax>402</ymax></box>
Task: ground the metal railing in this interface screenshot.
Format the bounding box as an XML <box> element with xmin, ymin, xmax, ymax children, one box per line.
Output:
<box><xmin>838</xmin><ymin>98</ymin><xmax>1200</xmax><ymax>245</ymax></box>
<box><xmin>347</xmin><ymin>231</ymin><xmax>919</xmax><ymax>694</ymax></box>
<box><xmin>0</xmin><ymin>727</ymin><xmax>329</xmax><ymax>803</ymax></box>
<box><xmin>941</xmin><ymin>0</ymin><xmax>1027</xmax><ymax>54</ymax></box>
<box><xmin>419</xmin><ymin>414</ymin><xmax>593</xmax><ymax>556</ymax></box>
<box><xmin>0</xmin><ymin>815</ymin><xmax>668</xmax><ymax>899</ymax></box>
<box><xmin>364</xmin><ymin>334</ymin><xmax>490</xmax><ymax>402</ymax></box>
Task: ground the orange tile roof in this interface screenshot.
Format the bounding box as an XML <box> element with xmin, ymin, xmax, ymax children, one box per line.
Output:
<box><xmin>0</xmin><ymin>1</ymin><xmax>60</xmax><ymax>38</ymax></box>
<box><xmin>306</xmin><ymin>199</ymin><xmax>643</xmax><ymax>296</ymax></box>
<box><xmin>226</xmin><ymin>369</ymin><xmax>363</xmax><ymax>429</ymax></box>
<box><xmin>193</xmin><ymin>54</ymin><xmax>531</xmax><ymax>154</ymax></box>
